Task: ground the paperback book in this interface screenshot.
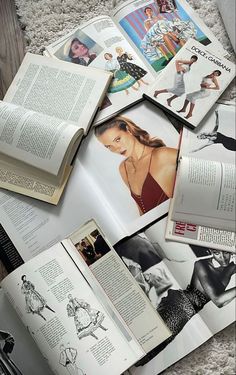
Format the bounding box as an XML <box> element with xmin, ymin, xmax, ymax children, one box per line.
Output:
<box><xmin>0</xmin><ymin>53</ymin><xmax>112</xmax><ymax>204</ymax></box>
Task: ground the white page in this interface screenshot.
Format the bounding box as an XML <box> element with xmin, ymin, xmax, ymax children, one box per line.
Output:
<box><xmin>172</xmin><ymin>156</ymin><xmax>235</xmax><ymax>231</ymax></box>
<box><xmin>1</xmin><ymin>242</ymin><xmax>143</xmax><ymax>375</ymax></box>
<box><xmin>3</xmin><ymin>53</ymin><xmax>111</xmax><ymax>133</ymax></box>
<box><xmin>0</xmin><ymin>101</ymin><xmax>81</xmax><ymax>175</ymax></box>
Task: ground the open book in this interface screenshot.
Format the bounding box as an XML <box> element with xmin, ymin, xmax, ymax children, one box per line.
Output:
<box><xmin>0</xmin><ymin>220</ymin><xmax>170</xmax><ymax>375</ymax></box>
<box><xmin>0</xmin><ymin>53</ymin><xmax>112</xmax><ymax>204</ymax></box>
<box><xmin>44</xmin><ymin>0</ymin><xmax>226</xmax><ymax>124</ymax></box>
<box><xmin>165</xmin><ymin>103</ymin><xmax>236</xmax><ymax>251</ymax></box>
<box><xmin>143</xmin><ymin>38</ymin><xmax>235</xmax><ymax>129</ymax></box>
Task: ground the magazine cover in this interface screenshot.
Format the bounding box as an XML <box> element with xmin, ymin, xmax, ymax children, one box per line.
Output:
<box><xmin>143</xmin><ymin>38</ymin><xmax>235</xmax><ymax>128</ymax></box>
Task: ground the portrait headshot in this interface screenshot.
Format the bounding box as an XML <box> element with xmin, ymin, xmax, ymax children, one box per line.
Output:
<box><xmin>54</xmin><ymin>29</ymin><xmax>103</xmax><ymax>66</ymax></box>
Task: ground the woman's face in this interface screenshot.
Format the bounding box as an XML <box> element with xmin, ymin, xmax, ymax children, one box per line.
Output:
<box><xmin>97</xmin><ymin>126</ymin><xmax>136</xmax><ymax>158</ymax></box>
<box><xmin>211</xmin><ymin>250</ymin><xmax>231</xmax><ymax>267</ymax></box>
<box><xmin>105</xmin><ymin>54</ymin><xmax>112</xmax><ymax>61</ymax></box>
<box><xmin>71</xmin><ymin>40</ymin><xmax>89</xmax><ymax>58</ymax></box>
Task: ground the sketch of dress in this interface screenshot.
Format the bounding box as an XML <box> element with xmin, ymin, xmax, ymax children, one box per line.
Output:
<box><xmin>66</xmin><ymin>295</ymin><xmax>107</xmax><ymax>340</ymax></box>
<box><xmin>0</xmin><ymin>330</ymin><xmax>23</xmax><ymax>375</ymax></box>
<box><xmin>21</xmin><ymin>275</ymin><xmax>55</xmax><ymax>321</ymax></box>
<box><xmin>59</xmin><ymin>345</ymin><xmax>85</xmax><ymax>375</ymax></box>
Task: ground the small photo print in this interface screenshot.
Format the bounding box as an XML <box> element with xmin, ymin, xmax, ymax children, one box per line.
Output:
<box><xmin>156</xmin><ymin>0</ymin><xmax>177</xmax><ymax>13</ymax></box>
<box><xmin>74</xmin><ymin>230</ymin><xmax>111</xmax><ymax>266</ymax></box>
<box><xmin>54</xmin><ymin>30</ymin><xmax>103</xmax><ymax>66</ymax></box>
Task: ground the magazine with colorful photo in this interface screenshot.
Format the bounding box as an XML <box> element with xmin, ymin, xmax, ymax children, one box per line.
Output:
<box><xmin>44</xmin><ymin>0</ymin><xmax>227</xmax><ymax>124</ymax></box>
<box><xmin>143</xmin><ymin>38</ymin><xmax>235</xmax><ymax>129</ymax></box>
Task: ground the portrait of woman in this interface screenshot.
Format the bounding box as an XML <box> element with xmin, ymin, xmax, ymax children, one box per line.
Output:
<box><xmin>68</xmin><ymin>37</ymin><xmax>97</xmax><ymax>66</ymax></box>
<box><xmin>94</xmin><ymin>116</ymin><xmax>178</xmax><ymax>215</ymax></box>
<box><xmin>178</xmin><ymin>70</ymin><xmax>222</xmax><ymax>119</ymax></box>
<box><xmin>154</xmin><ymin>55</ymin><xmax>198</xmax><ymax>106</ymax></box>
<box><xmin>115</xmin><ymin>47</ymin><xmax>149</xmax><ymax>88</ymax></box>
<box><xmin>191</xmin><ymin>110</ymin><xmax>236</xmax><ymax>152</ymax></box>
<box><xmin>103</xmin><ymin>52</ymin><xmax>139</xmax><ymax>94</ymax></box>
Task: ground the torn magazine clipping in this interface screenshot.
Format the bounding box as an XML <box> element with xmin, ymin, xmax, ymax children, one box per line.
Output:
<box><xmin>44</xmin><ymin>0</ymin><xmax>226</xmax><ymax>124</ymax></box>
<box><xmin>143</xmin><ymin>38</ymin><xmax>235</xmax><ymax>129</ymax></box>
<box><xmin>0</xmin><ymin>53</ymin><xmax>112</xmax><ymax>204</ymax></box>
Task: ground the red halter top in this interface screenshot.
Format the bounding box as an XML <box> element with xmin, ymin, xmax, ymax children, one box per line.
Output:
<box><xmin>124</xmin><ymin>151</ymin><xmax>168</xmax><ymax>214</ymax></box>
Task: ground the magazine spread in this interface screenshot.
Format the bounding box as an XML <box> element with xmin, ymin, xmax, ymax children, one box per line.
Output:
<box><xmin>0</xmin><ymin>53</ymin><xmax>111</xmax><ymax>204</ymax></box>
<box><xmin>143</xmin><ymin>38</ymin><xmax>235</xmax><ymax>129</ymax></box>
<box><xmin>165</xmin><ymin>103</ymin><xmax>236</xmax><ymax>250</ymax></box>
<box><xmin>0</xmin><ymin>220</ymin><xmax>171</xmax><ymax>375</ymax></box>
<box><xmin>44</xmin><ymin>0</ymin><xmax>226</xmax><ymax>124</ymax></box>
<box><xmin>1</xmin><ymin>217</ymin><xmax>235</xmax><ymax>375</ymax></box>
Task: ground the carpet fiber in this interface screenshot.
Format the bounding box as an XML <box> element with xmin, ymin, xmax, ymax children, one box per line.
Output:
<box><xmin>14</xmin><ymin>0</ymin><xmax>235</xmax><ymax>374</ymax></box>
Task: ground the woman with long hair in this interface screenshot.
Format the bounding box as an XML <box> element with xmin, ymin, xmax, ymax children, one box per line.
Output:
<box><xmin>177</xmin><ymin>70</ymin><xmax>222</xmax><ymax>119</ymax></box>
<box><xmin>94</xmin><ymin>116</ymin><xmax>177</xmax><ymax>215</ymax></box>
<box><xmin>191</xmin><ymin>110</ymin><xmax>236</xmax><ymax>152</ymax></box>
<box><xmin>154</xmin><ymin>55</ymin><xmax>198</xmax><ymax>106</ymax></box>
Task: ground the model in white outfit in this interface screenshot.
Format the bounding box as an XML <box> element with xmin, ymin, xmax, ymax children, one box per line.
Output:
<box><xmin>177</xmin><ymin>70</ymin><xmax>222</xmax><ymax>119</ymax></box>
<box><xmin>154</xmin><ymin>55</ymin><xmax>198</xmax><ymax>106</ymax></box>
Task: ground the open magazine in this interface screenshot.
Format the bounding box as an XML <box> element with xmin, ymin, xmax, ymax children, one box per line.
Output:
<box><xmin>44</xmin><ymin>0</ymin><xmax>226</xmax><ymax>124</ymax></box>
<box><xmin>0</xmin><ymin>220</ymin><xmax>170</xmax><ymax>375</ymax></box>
<box><xmin>0</xmin><ymin>53</ymin><xmax>111</xmax><ymax>204</ymax></box>
<box><xmin>165</xmin><ymin>103</ymin><xmax>236</xmax><ymax>251</ymax></box>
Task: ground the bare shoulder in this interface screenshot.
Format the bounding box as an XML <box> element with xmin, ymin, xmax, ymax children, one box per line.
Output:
<box><xmin>119</xmin><ymin>160</ymin><xmax>128</xmax><ymax>184</ymax></box>
<box><xmin>152</xmin><ymin>147</ymin><xmax>178</xmax><ymax>165</ymax></box>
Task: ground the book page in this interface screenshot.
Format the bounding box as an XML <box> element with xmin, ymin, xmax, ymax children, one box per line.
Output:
<box><xmin>0</xmin><ymin>101</ymin><xmax>82</xmax><ymax>175</ymax></box>
<box><xmin>112</xmin><ymin>0</ymin><xmax>226</xmax><ymax>76</ymax></box>
<box><xmin>3</xmin><ymin>53</ymin><xmax>111</xmax><ymax>133</ymax></box>
<box><xmin>67</xmin><ymin>220</ymin><xmax>171</xmax><ymax>353</ymax></box>
<box><xmin>165</xmin><ymin>103</ymin><xmax>236</xmax><ymax>251</ymax></box>
<box><xmin>45</xmin><ymin>15</ymin><xmax>155</xmax><ymax>124</ymax></box>
<box><xmin>172</xmin><ymin>156</ymin><xmax>235</xmax><ymax>231</ymax></box>
<box><xmin>1</xmin><ymin>242</ymin><xmax>144</xmax><ymax>375</ymax></box>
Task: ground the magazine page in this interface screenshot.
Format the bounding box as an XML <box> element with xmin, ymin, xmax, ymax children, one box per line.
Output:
<box><xmin>143</xmin><ymin>38</ymin><xmax>235</xmax><ymax>129</ymax></box>
<box><xmin>0</xmin><ymin>287</ymin><xmax>53</xmax><ymax>375</ymax></box>
<box><xmin>112</xmin><ymin>0</ymin><xmax>226</xmax><ymax>76</ymax></box>
<box><xmin>119</xmin><ymin>218</ymin><xmax>235</xmax><ymax>374</ymax></box>
<box><xmin>3</xmin><ymin>53</ymin><xmax>112</xmax><ymax>133</ymax></box>
<box><xmin>113</xmin><ymin>220</ymin><xmax>213</xmax><ymax>374</ymax></box>
<box><xmin>0</xmin><ymin>100</ymin><xmax>82</xmax><ymax>175</ymax></box>
<box><xmin>78</xmin><ymin>100</ymin><xmax>179</xmax><ymax>234</ymax></box>
<box><xmin>45</xmin><ymin>15</ymin><xmax>155</xmax><ymax>124</ymax></box>
<box><xmin>1</xmin><ymin>242</ymin><xmax>144</xmax><ymax>375</ymax></box>
<box><xmin>0</xmin><ymin>101</ymin><xmax>179</xmax><ymax>270</ymax></box>
<box><xmin>165</xmin><ymin>103</ymin><xmax>236</xmax><ymax>250</ymax></box>
<box><xmin>172</xmin><ymin>156</ymin><xmax>235</xmax><ymax>231</ymax></box>
<box><xmin>66</xmin><ymin>220</ymin><xmax>171</xmax><ymax>353</ymax></box>
<box><xmin>0</xmin><ymin>158</ymin><xmax>128</xmax><ymax>272</ymax></box>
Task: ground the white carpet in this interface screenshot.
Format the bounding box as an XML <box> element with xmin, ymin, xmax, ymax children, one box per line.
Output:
<box><xmin>14</xmin><ymin>0</ymin><xmax>236</xmax><ymax>374</ymax></box>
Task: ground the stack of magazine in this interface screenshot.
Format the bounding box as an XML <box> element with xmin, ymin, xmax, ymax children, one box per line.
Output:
<box><xmin>0</xmin><ymin>1</ymin><xmax>235</xmax><ymax>375</ymax></box>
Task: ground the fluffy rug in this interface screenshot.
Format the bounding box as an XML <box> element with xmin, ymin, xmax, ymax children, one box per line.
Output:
<box><xmin>14</xmin><ymin>0</ymin><xmax>235</xmax><ymax>374</ymax></box>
